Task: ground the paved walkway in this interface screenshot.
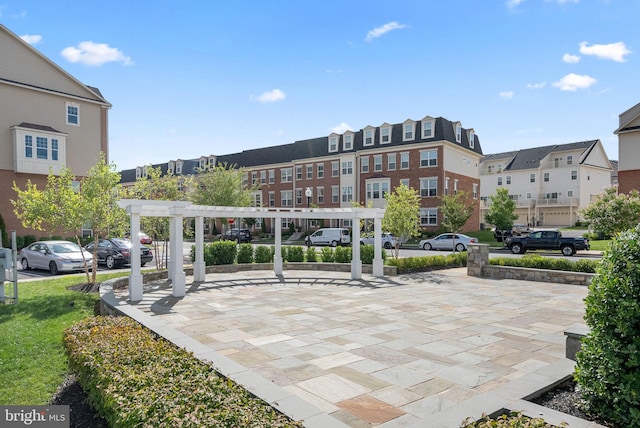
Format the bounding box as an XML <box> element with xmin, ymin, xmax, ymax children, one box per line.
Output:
<box><xmin>110</xmin><ymin>268</ymin><xmax>598</xmax><ymax>427</ymax></box>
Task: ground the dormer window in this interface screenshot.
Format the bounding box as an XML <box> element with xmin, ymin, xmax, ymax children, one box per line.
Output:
<box><xmin>380</xmin><ymin>126</ymin><xmax>391</xmax><ymax>144</ymax></box>
<box><xmin>363</xmin><ymin>128</ymin><xmax>374</xmax><ymax>146</ymax></box>
<box><xmin>199</xmin><ymin>158</ymin><xmax>206</xmax><ymax>169</ymax></box>
<box><xmin>422</xmin><ymin>118</ymin><xmax>434</xmax><ymax>138</ymax></box>
<box><xmin>343</xmin><ymin>133</ymin><xmax>353</xmax><ymax>151</ymax></box>
<box><xmin>136</xmin><ymin>167</ymin><xmax>142</xmax><ymax>179</ymax></box>
<box><xmin>329</xmin><ymin>135</ymin><xmax>338</xmax><ymax>152</ymax></box>
<box><xmin>454</xmin><ymin>123</ymin><xmax>462</xmax><ymax>143</ymax></box>
<box><xmin>403</xmin><ymin>121</ymin><xmax>415</xmax><ymax>141</ymax></box>
<box><xmin>176</xmin><ymin>160</ymin><xmax>183</xmax><ymax>174</ymax></box>
<box><xmin>168</xmin><ymin>161</ymin><xmax>175</xmax><ymax>174</ymax></box>
<box><xmin>468</xmin><ymin>129</ymin><xmax>475</xmax><ymax>149</ymax></box>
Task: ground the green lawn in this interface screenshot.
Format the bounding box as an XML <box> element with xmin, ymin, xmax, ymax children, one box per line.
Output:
<box><xmin>0</xmin><ymin>272</ymin><xmax>126</xmax><ymax>405</ymax></box>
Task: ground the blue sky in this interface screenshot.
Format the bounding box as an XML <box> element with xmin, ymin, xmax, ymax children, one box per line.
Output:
<box><xmin>2</xmin><ymin>0</ymin><xmax>638</xmax><ymax>170</ymax></box>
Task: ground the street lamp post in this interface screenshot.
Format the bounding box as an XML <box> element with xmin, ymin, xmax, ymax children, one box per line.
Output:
<box><xmin>305</xmin><ymin>187</ymin><xmax>312</xmax><ymax>234</ymax></box>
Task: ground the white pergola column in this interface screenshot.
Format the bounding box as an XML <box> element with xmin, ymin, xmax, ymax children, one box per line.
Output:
<box><xmin>372</xmin><ymin>217</ymin><xmax>384</xmax><ymax>277</ymax></box>
<box><xmin>193</xmin><ymin>216</ymin><xmax>206</xmax><ymax>281</ymax></box>
<box><xmin>351</xmin><ymin>217</ymin><xmax>362</xmax><ymax>279</ymax></box>
<box><xmin>274</xmin><ymin>219</ymin><xmax>283</xmax><ymax>275</ymax></box>
<box><xmin>128</xmin><ymin>205</ymin><xmax>143</xmax><ymax>302</ymax></box>
<box><xmin>169</xmin><ymin>208</ymin><xmax>185</xmax><ymax>297</ymax></box>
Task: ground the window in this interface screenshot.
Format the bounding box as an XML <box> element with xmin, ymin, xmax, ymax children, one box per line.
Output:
<box><xmin>306</xmin><ymin>165</ymin><xmax>313</xmax><ymax>179</ymax></box>
<box><xmin>66</xmin><ymin>102</ymin><xmax>79</xmax><ymax>125</ymax></box>
<box><xmin>497</xmin><ymin>176</ymin><xmax>503</xmax><ymax>186</ymax></box>
<box><xmin>387</xmin><ymin>153</ymin><xmax>396</xmax><ymax>171</ymax></box>
<box><xmin>404</xmin><ymin>123</ymin><xmax>414</xmax><ymax>140</ymax></box>
<box><xmin>506</xmin><ymin>175</ymin><xmax>511</xmax><ymax>185</ymax></box>
<box><xmin>422</xmin><ymin>120</ymin><xmax>433</xmax><ymax>138</ymax></box>
<box><xmin>342</xmin><ymin>161</ymin><xmax>353</xmax><ymax>175</ymax></box>
<box><xmin>364</xmin><ymin>129</ymin><xmax>374</xmax><ymax>146</ymax></box>
<box><xmin>25</xmin><ymin>135</ymin><xmax>32</xmax><ymax>158</ymax></box>
<box><xmin>530</xmin><ymin>173</ymin><xmax>536</xmax><ymax>183</ymax></box>
<box><xmin>295</xmin><ymin>166</ymin><xmax>302</xmax><ymax>180</ymax></box>
<box><xmin>343</xmin><ymin>134</ymin><xmax>353</xmax><ymax>150</ymax></box>
<box><xmin>456</xmin><ymin>124</ymin><xmax>462</xmax><ymax>143</ymax></box>
<box><xmin>268</xmin><ymin>192</ymin><xmax>275</xmax><ymax>207</ymax></box>
<box><xmin>381</xmin><ymin>127</ymin><xmax>390</xmax><ymax>143</ymax></box>
<box><xmin>473</xmin><ymin>183</ymin><xmax>478</xmax><ymax>199</ymax></box>
<box><xmin>260</xmin><ymin>170</ymin><xmax>266</xmax><ymax>184</ymax></box>
<box><xmin>420</xmin><ymin>177</ymin><xmax>438</xmax><ymax>197</ymax></box>
<box><xmin>329</xmin><ymin>136</ymin><xmax>338</xmax><ymax>152</ymax></box>
<box><xmin>295</xmin><ymin>188</ymin><xmax>303</xmax><ymax>205</ymax></box>
<box><xmin>209</xmin><ymin>157</ymin><xmax>215</xmax><ymax>168</ymax></box>
<box><xmin>554</xmin><ymin>157</ymin><xmax>561</xmax><ymax>168</ymax></box>
<box><xmin>366</xmin><ymin>181</ymin><xmax>389</xmax><ymax>200</ymax></box>
<box><xmin>420</xmin><ymin>208</ymin><xmax>438</xmax><ymax>226</ymax></box>
<box><xmin>36</xmin><ymin>137</ymin><xmax>47</xmax><ymax>159</ymax></box>
<box><xmin>199</xmin><ymin>158</ymin><xmax>206</xmax><ymax>169</ymax></box>
<box><xmin>176</xmin><ymin>161</ymin><xmax>183</xmax><ymax>174</ymax></box>
<box><xmin>52</xmin><ymin>139</ymin><xmax>58</xmax><ymax>161</ymax></box>
<box><xmin>527</xmin><ymin>192</ymin><xmax>532</xmax><ymax>199</ymax></box>
<box><xmin>251</xmin><ymin>172</ymin><xmax>257</xmax><ymax>184</ymax></box>
<box><xmin>400</xmin><ymin>152</ymin><xmax>409</xmax><ymax>169</ymax></box>
<box><xmin>544</xmin><ymin>172</ymin><xmax>550</xmax><ymax>182</ymax></box>
<box><xmin>331</xmin><ymin>186</ymin><xmax>339</xmax><ymax>203</ymax></box>
<box><xmin>469</xmin><ymin>130</ymin><xmax>475</xmax><ymax>149</ymax></box>
<box><xmin>445</xmin><ymin>177</ymin><xmax>450</xmax><ymax>195</ymax></box>
<box><xmin>571</xmin><ymin>170</ymin><xmax>577</xmax><ymax>180</ymax></box>
<box><xmin>400</xmin><ymin>179</ymin><xmax>409</xmax><ymax>188</ymax></box>
<box><xmin>281</xmin><ymin>190</ymin><xmax>293</xmax><ymax>207</ymax></box>
<box><xmin>253</xmin><ymin>193</ymin><xmax>262</xmax><ymax>207</ymax></box>
<box><xmin>136</xmin><ymin>167</ymin><xmax>142</xmax><ymax>179</ymax></box>
<box><xmin>331</xmin><ymin>161</ymin><xmax>339</xmax><ymax>177</ymax></box>
<box><xmin>361</xmin><ymin>157</ymin><xmax>369</xmax><ymax>173</ymax></box>
<box><xmin>420</xmin><ymin>149</ymin><xmax>437</xmax><ymax>167</ymax></box>
<box><xmin>268</xmin><ymin>170</ymin><xmax>275</xmax><ymax>184</ymax></box>
<box><xmin>567</xmin><ymin>190</ymin><xmax>574</xmax><ymax>197</ymax></box>
<box><xmin>317</xmin><ymin>187</ymin><xmax>324</xmax><ymax>204</ymax></box>
<box><xmin>341</xmin><ymin>186</ymin><xmax>353</xmax><ymax>202</ymax></box>
<box><xmin>567</xmin><ymin>155</ymin><xmax>573</xmax><ymax>165</ymax></box>
<box><xmin>316</xmin><ymin>163</ymin><xmax>324</xmax><ymax>179</ymax></box>
<box><xmin>281</xmin><ymin>168</ymin><xmax>293</xmax><ymax>182</ymax></box>
<box><xmin>242</xmin><ymin>173</ymin><xmax>248</xmax><ymax>186</ymax></box>
<box><xmin>373</xmin><ymin>155</ymin><xmax>382</xmax><ymax>171</ymax></box>
<box><xmin>454</xmin><ymin>179</ymin><xmax>458</xmax><ymax>194</ymax></box>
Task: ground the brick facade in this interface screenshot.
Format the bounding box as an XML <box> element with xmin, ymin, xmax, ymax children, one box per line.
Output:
<box><xmin>618</xmin><ymin>170</ymin><xmax>640</xmax><ymax>195</ymax></box>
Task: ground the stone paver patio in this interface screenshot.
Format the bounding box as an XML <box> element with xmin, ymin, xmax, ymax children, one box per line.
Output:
<box><xmin>107</xmin><ymin>268</ymin><xmax>599</xmax><ymax>427</ymax></box>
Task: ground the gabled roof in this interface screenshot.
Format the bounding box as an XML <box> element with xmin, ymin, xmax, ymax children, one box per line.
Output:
<box><xmin>483</xmin><ymin>140</ymin><xmax>599</xmax><ymax>171</ymax></box>
<box><xmin>614</xmin><ymin>101</ymin><xmax>640</xmax><ymax>134</ymax></box>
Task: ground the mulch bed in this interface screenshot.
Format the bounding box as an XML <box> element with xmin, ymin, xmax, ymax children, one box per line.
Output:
<box><xmin>50</xmin><ymin>375</ymin><xmax>108</xmax><ymax>428</ymax></box>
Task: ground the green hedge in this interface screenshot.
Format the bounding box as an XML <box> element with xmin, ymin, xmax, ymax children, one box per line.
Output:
<box><xmin>286</xmin><ymin>246</ymin><xmax>304</xmax><ymax>262</ymax></box>
<box><xmin>387</xmin><ymin>252</ymin><xmax>467</xmax><ymax>273</ymax></box>
<box><xmin>489</xmin><ymin>254</ymin><xmax>598</xmax><ymax>273</ymax></box>
<box><xmin>254</xmin><ymin>246</ymin><xmax>273</xmax><ymax>263</ymax></box>
<box><xmin>305</xmin><ymin>246</ymin><xmax>318</xmax><ymax>262</ymax></box>
<box><xmin>64</xmin><ymin>316</ymin><xmax>302</xmax><ymax>427</ymax></box>
<box><xmin>236</xmin><ymin>243</ymin><xmax>254</xmax><ymax>264</ymax></box>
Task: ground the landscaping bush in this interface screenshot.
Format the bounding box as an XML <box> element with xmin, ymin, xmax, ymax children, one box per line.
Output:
<box><xmin>286</xmin><ymin>246</ymin><xmax>304</xmax><ymax>262</ymax></box>
<box><xmin>280</xmin><ymin>245</ymin><xmax>289</xmax><ymax>261</ymax></box>
<box><xmin>236</xmin><ymin>243</ymin><xmax>254</xmax><ymax>264</ymax></box>
<box><xmin>63</xmin><ymin>316</ymin><xmax>302</xmax><ymax>428</ymax></box>
<box><xmin>320</xmin><ymin>247</ymin><xmax>334</xmax><ymax>263</ymax></box>
<box><xmin>489</xmin><ymin>255</ymin><xmax>598</xmax><ymax>273</ymax></box>
<box><xmin>205</xmin><ymin>241</ymin><xmax>236</xmax><ymax>265</ymax></box>
<box><xmin>575</xmin><ymin>224</ymin><xmax>640</xmax><ymax>427</ymax></box>
<box><xmin>359</xmin><ymin>244</ymin><xmax>387</xmax><ymax>265</ymax></box>
<box><xmin>462</xmin><ymin>411</ymin><xmax>563</xmax><ymax>427</ymax></box>
<box><xmin>254</xmin><ymin>246</ymin><xmax>273</xmax><ymax>263</ymax></box>
<box><xmin>387</xmin><ymin>252</ymin><xmax>466</xmax><ymax>273</ymax></box>
<box><xmin>305</xmin><ymin>246</ymin><xmax>317</xmax><ymax>262</ymax></box>
<box><xmin>334</xmin><ymin>246</ymin><xmax>351</xmax><ymax>263</ymax></box>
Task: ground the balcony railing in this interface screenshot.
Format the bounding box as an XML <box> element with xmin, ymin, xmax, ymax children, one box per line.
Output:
<box><xmin>480</xmin><ymin>197</ymin><xmax>579</xmax><ymax>208</ymax></box>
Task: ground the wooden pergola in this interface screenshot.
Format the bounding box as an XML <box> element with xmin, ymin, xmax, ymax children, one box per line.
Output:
<box><xmin>117</xmin><ymin>200</ymin><xmax>387</xmax><ymax>302</ymax></box>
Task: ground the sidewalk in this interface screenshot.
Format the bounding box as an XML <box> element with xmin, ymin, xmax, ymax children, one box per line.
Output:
<box><xmin>108</xmin><ymin>268</ymin><xmax>599</xmax><ymax>427</ymax></box>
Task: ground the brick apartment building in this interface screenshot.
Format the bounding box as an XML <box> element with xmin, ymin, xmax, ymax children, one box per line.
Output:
<box><xmin>121</xmin><ymin>115</ymin><xmax>483</xmax><ymax>234</ymax></box>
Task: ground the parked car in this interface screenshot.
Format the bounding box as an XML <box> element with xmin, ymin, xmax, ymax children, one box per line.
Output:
<box><xmin>360</xmin><ymin>232</ymin><xmax>402</xmax><ymax>249</ymax></box>
<box><xmin>306</xmin><ymin>228</ymin><xmax>351</xmax><ymax>247</ymax></box>
<box><xmin>505</xmin><ymin>230</ymin><xmax>590</xmax><ymax>256</ymax></box>
<box><xmin>494</xmin><ymin>224</ymin><xmax>531</xmax><ymax>242</ymax></box>
<box><xmin>221</xmin><ymin>228</ymin><xmax>253</xmax><ymax>243</ymax></box>
<box><xmin>418</xmin><ymin>233</ymin><xmax>478</xmax><ymax>252</ymax></box>
<box><xmin>125</xmin><ymin>232</ymin><xmax>153</xmax><ymax>245</ymax></box>
<box><xmin>84</xmin><ymin>238</ymin><xmax>153</xmax><ymax>269</ymax></box>
<box><xmin>20</xmin><ymin>240</ymin><xmax>93</xmax><ymax>275</ymax></box>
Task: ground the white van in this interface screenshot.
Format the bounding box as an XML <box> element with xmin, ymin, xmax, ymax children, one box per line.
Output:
<box><xmin>305</xmin><ymin>228</ymin><xmax>351</xmax><ymax>247</ymax></box>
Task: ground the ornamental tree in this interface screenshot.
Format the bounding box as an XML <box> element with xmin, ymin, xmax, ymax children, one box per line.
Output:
<box><xmin>439</xmin><ymin>191</ymin><xmax>475</xmax><ymax>252</ymax></box>
<box><xmin>382</xmin><ymin>184</ymin><xmax>421</xmax><ymax>258</ymax></box>
<box><xmin>484</xmin><ymin>188</ymin><xmax>518</xmax><ymax>241</ymax></box>
<box><xmin>579</xmin><ymin>186</ymin><xmax>640</xmax><ymax>239</ymax></box>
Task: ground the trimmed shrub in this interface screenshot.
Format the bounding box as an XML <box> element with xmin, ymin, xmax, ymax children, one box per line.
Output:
<box><xmin>320</xmin><ymin>247</ymin><xmax>334</xmax><ymax>263</ymax></box>
<box><xmin>359</xmin><ymin>244</ymin><xmax>388</xmax><ymax>265</ymax></box>
<box><xmin>236</xmin><ymin>243</ymin><xmax>254</xmax><ymax>264</ymax></box>
<box><xmin>334</xmin><ymin>246</ymin><xmax>351</xmax><ymax>263</ymax></box>
<box><xmin>287</xmin><ymin>246</ymin><xmax>304</xmax><ymax>262</ymax></box>
<box><xmin>254</xmin><ymin>246</ymin><xmax>273</xmax><ymax>263</ymax></box>
<box><xmin>206</xmin><ymin>241</ymin><xmax>236</xmax><ymax>265</ymax></box>
<box><xmin>280</xmin><ymin>245</ymin><xmax>289</xmax><ymax>262</ymax></box>
<box><xmin>489</xmin><ymin>255</ymin><xmax>597</xmax><ymax>273</ymax></box>
<box><xmin>575</xmin><ymin>225</ymin><xmax>640</xmax><ymax>426</ymax></box>
<box><xmin>63</xmin><ymin>316</ymin><xmax>302</xmax><ymax>428</ymax></box>
<box><xmin>387</xmin><ymin>252</ymin><xmax>466</xmax><ymax>273</ymax></box>
<box><xmin>305</xmin><ymin>246</ymin><xmax>317</xmax><ymax>262</ymax></box>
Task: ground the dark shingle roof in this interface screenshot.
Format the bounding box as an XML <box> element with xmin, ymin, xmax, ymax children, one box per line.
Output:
<box><xmin>483</xmin><ymin>140</ymin><xmax>598</xmax><ymax>171</ymax></box>
<box><xmin>15</xmin><ymin>122</ymin><xmax>62</xmax><ymax>133</ymax></box>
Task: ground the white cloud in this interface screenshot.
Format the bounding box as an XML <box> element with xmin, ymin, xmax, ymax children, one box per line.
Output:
<box><xmin>579</xmin><ymin>41</ymin><xmax>631</xmax><ymax>62</ymax></box>
<box><xmin>506</xmin><ymin>0</ymin><xmax>525</xmax><ymax>9</ymax></box>
<box><xmin>20</xmin><ymin>34</ymin><xmax>42</xmax><ymax>45</ymax></box>
<box><xmin>256</xmin><ymin>89</ymin><xmax>286</xmax><ymax>103</ymax></box>
<box><xmin>61</xmin><ymin>41</ymin><xmax>132</xmax><ymax>66</ymax></box>
<box><xmin>527</xmin><ymin>81</ymin><xmax>546</xmax><ymax>89</ymax></box>
<box><xmin>562</xmin><ymin>53</ymin><xmax>580</xmax><ymax>63</ymax></box>
<box><xmin>331</xmin><ymin>122</ymin><xmax>353</xmax><ymax>134</ymax></box>
<box><xmin>499</xmin><ymin>91</ymin><xmax>514</xmax><ymax>99</ymax></box>
<box><xmin>365</xmin><ymin>21</ymin><xmax>407</xmax><ymax>42</ymax></box>
<box><xmin>552</xmin><ymin>73</ymin><xmax>597</xmax><ymax>91</ymax></box>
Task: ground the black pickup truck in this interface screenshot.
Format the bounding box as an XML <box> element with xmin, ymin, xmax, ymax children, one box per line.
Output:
<box><xmin>505</xmin><ymin>230</ymin><xmax>590</xmax><ymax>256</ymax></box>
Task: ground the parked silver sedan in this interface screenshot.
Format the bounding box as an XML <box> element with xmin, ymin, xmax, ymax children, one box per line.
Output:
<box><xmin>360</xmin><ymin>232</ymin><xmax>402</xmax><ymax>249</ymax></box>
<box><xmin>418</xmin><ymin>233</ymin><xmax>478</xmax><ymax>252</ymax></box>
<box><xmin>20</xmin><ymin>240</ymin><xmax>93</xmax><ymax>274</ymax></box>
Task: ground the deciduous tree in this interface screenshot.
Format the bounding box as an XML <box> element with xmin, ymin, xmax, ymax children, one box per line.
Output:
<box><xmin>439</xmin><ymin>191</ymin><xmax>475</xmax><ymax>252</ymax></box>
<box><xmin>484</xmin><ymin>188</ymin><xmax>518</xmax><ymax>242</ymax></box>
<box><xmin>579</xmin><ymin>186</ymin><xmax>640</xmax><ymax>239</ymax></box>
<box><xmin>381</xmin><ymin>184</ymin><xmax>420</xmax><ymax>258</ymax></box>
